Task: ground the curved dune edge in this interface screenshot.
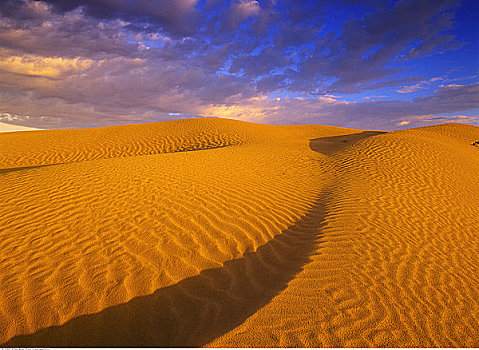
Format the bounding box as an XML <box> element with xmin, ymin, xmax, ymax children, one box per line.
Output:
<box><xmin>1</xmin><ymin>120</ymin><xmax>479</xmax><ymax>347</ymax></box>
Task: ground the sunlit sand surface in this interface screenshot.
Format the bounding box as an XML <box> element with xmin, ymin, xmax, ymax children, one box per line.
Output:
<box><xmin>0</xmin><ymin>118</ymin><xmax>478</xmax><ymax>347</ymax></box>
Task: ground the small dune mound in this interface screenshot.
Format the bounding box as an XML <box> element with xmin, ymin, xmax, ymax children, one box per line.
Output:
<box><xmin>0</xmin><ymin>117</ymin><xmax>359</xmax><ymax>170</ymax></box>
<box><xmin>0</xmin><ymin>118</ymin><xmax>250</xmax><ymax>169</ymax></box>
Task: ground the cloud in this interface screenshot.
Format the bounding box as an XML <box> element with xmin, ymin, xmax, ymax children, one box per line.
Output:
<box><xmin>1</xmin><ymin>66</ymin><xmax>477</xmax><ymax>130</ymax></box>
<box><xmin>33</xmin><ymin>0</ymin><xmax>200</xmax><ymax>37</ymax></box>
<box><xmin>294</xmin><ymin>0</ymin><xmax>461</xmax><ymax>93</ymax></box>
<box><xmin>2</xmin><ymin>0</ymin><xmax>462</xmax><ymax>93</ymax></box>
<box><xmin>198</xmin><ymin>83</ymin><xmax>479</xmax><ymax>130</ymax></box>
<box><xmin>363</xmin><ymin>95</ymin><xmax>387</xmax><ymax>100</ymax></box>
<box><xmin>393</xmin><ymin>115</ymin><xmax>479</xmax><ymax>129</ymax></box>
<box><xmin>397</xmin><ymin>76</ymin><xmax>443</xmax><ymax>93</ymax></box>
<box><xmin>0</xmin><ymin>54</ymin><xmax>94</xmax><ymax>78</ymax></box>
<box><xmin>398</xmin><ymin>83</ymin><xmax>428</xmax><ymax>93</ymax></box>
<box><xmin>227</xmin><ymin>0</ymin><xmax>261</xmax><ymax>30</ymax></box>
<box><xmin>0</xmin><ymin>0</ymin><xmax>474</xmax><ymax>131</ymax></box>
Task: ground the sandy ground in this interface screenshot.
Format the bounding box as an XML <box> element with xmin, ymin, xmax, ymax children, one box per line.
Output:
<box><xmin>0</xmin><ymin>118</ymin><xmax>478</xmax><ymax>347</ymax></box>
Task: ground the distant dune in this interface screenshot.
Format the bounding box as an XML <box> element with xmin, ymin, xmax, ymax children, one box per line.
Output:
<box><xmin>0</xmin><ymin>121</ymin><xmax>41</xmax><ymax>133</ymax></box>
<box><xmin>0</xmin><ymin>118</ymin><xmax>478</xmax><ymax>347</ymax></box>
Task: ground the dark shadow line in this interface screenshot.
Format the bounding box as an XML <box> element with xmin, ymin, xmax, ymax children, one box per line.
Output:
<box><xmin>309</xmin><ymin>131</ymin><xmax>386</xmax><ymax>156</ymax></box>
<box><xmin>0</xmin><ymin>143</ymin><xmax>240</xmax><ymax>175</ymax></box>
<box><xmin>0</xmin><ymin>164</ymin><xmax>57</xmax><ymax>174</ymax></box>
<box><xmin>2</xmin><ymin>194</ymin><xmax>330</xmax><ymax>347</ymax></box>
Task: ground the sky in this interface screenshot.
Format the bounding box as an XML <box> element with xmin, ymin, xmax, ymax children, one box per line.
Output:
<box><xmin>0</xmin><ymin>0</ymin><xmax>478</xmax><ymax>130</ymax></box>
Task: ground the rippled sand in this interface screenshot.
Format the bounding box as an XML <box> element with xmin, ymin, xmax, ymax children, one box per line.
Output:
<box><xmin>1</xmin><ymin>118</ymin><xmax>478</xmax><ymax>347</ymax></box>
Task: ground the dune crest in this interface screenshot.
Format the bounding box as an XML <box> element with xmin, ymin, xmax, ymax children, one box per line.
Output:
<box><xmin>1</xmin><ymin>119</ymin><xmax>478</xmax><ymax>347</ymax></box>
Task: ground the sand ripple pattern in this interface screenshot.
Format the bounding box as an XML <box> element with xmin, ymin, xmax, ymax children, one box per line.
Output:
<box><xmin>0</xmin><ymin>118</ymin><xmax>249</xmax><ymax>169</ymax></box>
<box><xmin>210</xmin><ymin>123</ymin><xmax>479</xmax><ymax>347</ymax></box>
<box><xmin>1</xmin><ymin>119</ymin><xmax>358</xmax><ymax>345</ymax></box>
<box><xmin>3</xmin><ymin>195</ymin><xmax>331</xmax><ymax>347</ymax></box>
<box><xmin>2</xmin><ymin>120</ymin><xmax>477</xmax><ymax>347</ymax></box>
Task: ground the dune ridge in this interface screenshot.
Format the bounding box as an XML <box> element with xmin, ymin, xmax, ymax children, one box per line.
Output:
<box><xmin>0</xmin><ymin>118</ymin><xmax>352</xmax><ymax>169</ymax></box>
<box><xmin>1</xmin><ymin>119</ymin><xmax>478</xmax><ymax>347</ymax></box>
<box><xmin>0</xmin><ymin>119</ymin><xmax>244</xmax><ymax>169</ymax></box>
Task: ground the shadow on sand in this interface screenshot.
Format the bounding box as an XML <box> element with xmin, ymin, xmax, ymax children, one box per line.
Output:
<box><xmin>309</xmin><ymin>131</ymin><xmax>386</xmax><ymax>156</ymax></box>
<box><xmin>2</xmin><ymin>130</ymin><xmax>385</xmax><ymax>347</ymax></box>
<box><xmin>0</xmin><ymin>144</ymin><xmax>238</xmax><ymax>175</ymax></box>
<box><xmin>0</xmin><ymin>164</ymin><xmax>57</xmax><ymax>175</ymax></box>
<box><xmin>2</xmin><ymin>196</ymin><xmax>330</xmax><ymax>347</ymax></box>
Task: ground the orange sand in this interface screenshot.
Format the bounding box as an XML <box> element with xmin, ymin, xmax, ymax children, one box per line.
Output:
<box><xmin>0</xmin><ymin>118</ymin><xmax>478</xmax><ymax>347</ymax></box>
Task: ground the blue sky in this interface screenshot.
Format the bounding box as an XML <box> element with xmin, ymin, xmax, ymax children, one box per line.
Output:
<box><xmin>0</xmin><ymin>0</ymin><xmax>477</xmax><ymax>130</ymax></box>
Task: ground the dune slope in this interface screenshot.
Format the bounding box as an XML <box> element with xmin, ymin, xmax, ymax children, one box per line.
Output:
<box><xmin>0</xmin><ymin>119</ymin><xmax>478</xmax><ymax>347</ymax></box>
<box><xmin>209</xmin><ymin>123</ymin><xmax>479</xmax><ymax>347</ymax></box>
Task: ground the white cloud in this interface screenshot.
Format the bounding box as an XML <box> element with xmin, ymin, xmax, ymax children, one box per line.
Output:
<box><xmin>397</xmin><ymin>76</ymin><xmax>444</xmax><ymax>93</ymax></box>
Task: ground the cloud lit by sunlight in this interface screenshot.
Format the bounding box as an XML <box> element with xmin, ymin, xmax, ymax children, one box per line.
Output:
<box><xmin>0</xmin><ymin>54</ymin><xmax>94</xmax><ymax>78</ymax></box>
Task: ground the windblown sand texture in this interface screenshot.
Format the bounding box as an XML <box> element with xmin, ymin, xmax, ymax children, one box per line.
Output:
<box><xmin>0</xmin><ymin>118</ymin><xmax>478</xmax><ymax>347</ymax></box>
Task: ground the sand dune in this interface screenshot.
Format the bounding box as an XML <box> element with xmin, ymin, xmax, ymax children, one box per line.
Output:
<box><xmin>0</xmin><ymin>118</ymin><xmax>478</xmax><ymax>347</ymax></box>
